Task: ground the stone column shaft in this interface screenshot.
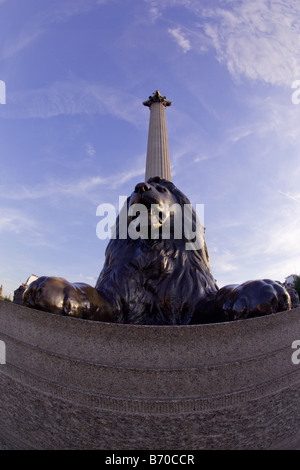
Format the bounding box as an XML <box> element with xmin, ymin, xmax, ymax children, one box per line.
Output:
<box><xmin>143</xmin><ymin>91</ymin><xmax>172</xmax><ymax>182</ymax></box>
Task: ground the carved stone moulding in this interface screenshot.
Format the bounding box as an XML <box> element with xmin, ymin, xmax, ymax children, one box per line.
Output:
<box><xmin>0</xmin><ymin>300</ymin><xmax>300</xmax><ymax>450</ymax></box>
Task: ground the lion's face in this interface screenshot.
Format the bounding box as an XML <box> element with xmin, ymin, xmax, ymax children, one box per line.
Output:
<box><xmin>128</xmin><ymin>177</ymin><xmax>179</xmax><ymax>232</ymax></box>
<box><xmin>122</xmin><ymin>176</ymin><xmax>205</xmax><ymax>250</ymax></box>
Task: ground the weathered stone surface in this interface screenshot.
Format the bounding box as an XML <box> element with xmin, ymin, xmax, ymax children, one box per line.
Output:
<box><xmin>0</xmin><ymin>299</ymin><xmax>300</xmax><ymax>449</ymax></box>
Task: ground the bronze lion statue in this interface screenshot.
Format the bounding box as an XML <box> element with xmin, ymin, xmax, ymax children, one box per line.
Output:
<box><xmin>22</xmin><ymin>177</ymin><xmax>291</xmax><ymax>324</ymax></box>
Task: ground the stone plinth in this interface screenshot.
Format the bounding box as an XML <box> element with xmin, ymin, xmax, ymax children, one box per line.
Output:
<box><xmin>0</xmin><ymin>299</ymin><xmax>300</xmax><ymax>449</ymax></box>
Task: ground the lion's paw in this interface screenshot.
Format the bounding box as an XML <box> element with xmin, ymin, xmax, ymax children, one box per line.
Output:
<box><xmin>22</xmin><ymin>276</ymin><xmax>83</xmax><ymax>317</ymax></box>
<box><xmin>216</xmin><ymin>279</ymin><xmax>291</xmax><ymax>321</ymax></box>
<box><xmin>23</xmin><ymin>276</ymin><xmax>114</xmax><ymax>321</ymax></box>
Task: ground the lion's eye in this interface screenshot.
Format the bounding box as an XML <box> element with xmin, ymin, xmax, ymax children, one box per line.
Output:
<box><xmin>156</xmin><ymin>185</ymin><xmax>167</xmax><ymax>193</ymax></box>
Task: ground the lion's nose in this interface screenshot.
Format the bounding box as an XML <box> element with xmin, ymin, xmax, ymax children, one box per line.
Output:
<box><xmin>134</xmin><ymin>182</ymin><xmax>151</xmax><ymax>193</ymax></box>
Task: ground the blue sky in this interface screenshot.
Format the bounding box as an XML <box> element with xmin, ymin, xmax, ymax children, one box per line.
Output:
<box><xmin>1</xmin><ymin>0</ymin><xmax>300</xmax><ymax>297</ymax></box>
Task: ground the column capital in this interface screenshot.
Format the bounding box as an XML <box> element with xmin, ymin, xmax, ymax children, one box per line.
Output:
<box><xmin>143</xmin><ymin>90</ymin><xmax>172</xmax><ymax>108</ymax></box>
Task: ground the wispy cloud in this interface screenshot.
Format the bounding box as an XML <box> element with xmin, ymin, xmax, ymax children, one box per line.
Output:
<box><xmin>0</xmin><ymin>207</ymin><xmax>54</xmax><ymax>247</ymax></box>
<box><xmin>279</xmin><ymin>190</ymin><xmax>300</xmax><ymax>204</ymax></box>
<box><xmin>168</xmin><ymin>27</ymin><xmax>191</xmax><ymax>53</ymax></box>
<box><xmin>0</xmin><ymin>207</ymin><xmax>37</xmax><ymax>234</ymax></box>
<box><xmin>0</xmin><ymin>80</ymin><xmax>146</xmax><ymax>127</ymax></box>
<box><xmin>150</xmin><ymin>0</ymin><xmax>300</xmax><ymax>86</ymax></box>
<box><xmin>48</xmin><ymin>0</ymin><xmax>108</xmax><ymax>24</ymax></box>
<box><xmin>144</xmin><ymin>0</ymin><xmax>162</xmax><ymax>22</ymax></box>
<box><xmin>211</xmin><ymin>197</ymin><xmax>300</xmax><ymax>286</ymax></box>
<box><xmin>0</xmin><ymin>167</ymin><xmax>145</xmax><ymax>204</ymax></box>
<box><xmin>3</xmin><ymin>28</ymin><xmax>43</xmax><ymax>59</ymax></box>
<box><xmin>209</xmin><ymin>247</ymin><xmax>238</xmax><ymax>275</ymax></box>
<box><xmin>144</xmin><ymin>0</ymin><xmax>191</xmax><ymax>21</ymax></box>
<box><xmin>200</xmin><ymin>0</ymin><xmax>300</xmax><ymax>85</ymax></box>
<box><xmin>85</xmin><ymin>143</ymin><xmax>96</xmax><ymax>158</ymax></box>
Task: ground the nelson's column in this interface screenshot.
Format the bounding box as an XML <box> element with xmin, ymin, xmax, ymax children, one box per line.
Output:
<box><xmin>143</xmin><ymin>90</ymin><xmax>172</xmax><ymax>182</ymax></box>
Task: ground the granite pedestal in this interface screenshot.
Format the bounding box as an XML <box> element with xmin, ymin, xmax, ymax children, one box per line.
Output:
<box><xmin>0</xmin><ymin>300</ymin><xmax>300</xmax><ymax>449</ymax></box>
